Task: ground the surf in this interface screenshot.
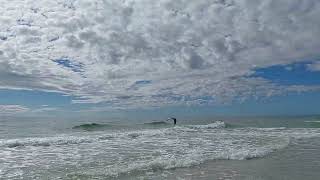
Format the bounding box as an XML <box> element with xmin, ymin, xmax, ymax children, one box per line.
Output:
<box><xmin>2</xmin><ymin>121</ymin><xmax>320</xmax><ymax>179</ymax></box>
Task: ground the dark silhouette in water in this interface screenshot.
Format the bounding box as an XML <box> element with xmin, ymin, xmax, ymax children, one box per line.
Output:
<box><xmin>144</xmin><ymin>121</ymin><xmax>168</xmax><ymax>125</ymax></box>
<box><xmin>167</xmin><ymin>118</ymin><xmax>177</xmax><ymax>125</ymax></box>
<box><xmin>72</xmin><ymin>123</ymin><xmax>111</xmax><ymax>131</ymax></box>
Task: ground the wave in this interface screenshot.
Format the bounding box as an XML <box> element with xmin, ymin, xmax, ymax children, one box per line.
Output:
<box><xmin>250</xmin><ymin>127</ymin><xmax>287</xmax><ymax>131</ymax></box>
<box><xmin>0</xmin><ymin>128</ymin><xmax>171</xmax><ymax>148</ymax></box>
<box><xmin>187</xmin><ymin>121</ymin><xmax>226</xmax><ymax>129</ymax></box>
<box><xmin>305</xmin><ymin>121</ymin><xmax>320</xmax><ymax>123</ymax></box>
<box><xmin>3</xmin><ymin>122</ymin><xmax>317</xmax><ymax>149</ymax></box>
<box><xmin>3</xmin><ymin>126</ymin><xmax>320</xmax><ymax>179</ymax></box>
<box><xmin>143</xmin><ymin>121</ymin><xmax>170</xmax><ymax>125</ymax></box>
<box><xmin>74</xmin><ymin>137</ymin><xmax>291</xmax><ymax>178</ymax></box>
<box><xmin>1</xmin><ymin>136</ymin><xmax>96</xmax><ymax>148</ymax></box>
<box><xmin>304</xmin><ymin>121</ymin><xmax>320</xmax><ymax>128</ymax></box>
<box><xmin>72</xmin><ymin>123</ymin><xmax>113</xmax><ymax>131</ymax></box>
<box><xmin>1</xmin><ymin>121</ymin><xmax>292</xmax><ymax>148</ymax></box>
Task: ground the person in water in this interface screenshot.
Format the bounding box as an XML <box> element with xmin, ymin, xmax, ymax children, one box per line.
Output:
<box><xmin>167</xmin><ymin>118</ymin><xmax>177</xmax><ymax>125</ymax></box>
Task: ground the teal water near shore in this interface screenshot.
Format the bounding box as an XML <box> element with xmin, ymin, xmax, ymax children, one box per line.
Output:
<box><xmin>0</xmin><ymin>116</ymin><xmax>320</xmax><ymax>179</ymax></box>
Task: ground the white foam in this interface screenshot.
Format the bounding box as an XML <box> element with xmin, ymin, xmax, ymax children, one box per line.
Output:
<box><xmin>0</xmin><ymin>128</ymin><xmax>173</xmax><ymax>148</ymax></box>
<box><xmin>1</xmin><ymin>126</ymin><xmax>320</xmax><ymax>179</ymax></box>
<box><xmin>187</xmin><ymin>121</ymin><xmax>226</xmax><ymax>129</ymax></box>
<box><xmin>1</xmin><ymin>136</ymin><xmax>91</xmax><ymax>148</ymax></box>
<box><xmin>305</xmin><ymin>121</ymin><xmax>320</xmax><ymax>123</ymax></box>
<box><xmin>76</xmin><ymin>137</ymin><xmax>291</xmax><ymax>178</ymax></box>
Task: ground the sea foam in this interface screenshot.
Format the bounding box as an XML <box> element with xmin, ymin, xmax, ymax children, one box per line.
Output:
<box><xmin>187</xmin><ymin>121</ymin><xmax>226</xmax><ymax>129</ymax></box>
<box><xmin>2</xmin><ymin>122</ymin><xmax>320</xmax><ymax>179</ymax></box>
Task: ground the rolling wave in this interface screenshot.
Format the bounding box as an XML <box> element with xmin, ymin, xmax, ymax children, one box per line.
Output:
<box><xmin>72</xmin><ymin>123</ymin><xmax>113</xmax><ymax>131</ymax></box>
<box><xmin>304</xmin><ymin>121</ymin><xmax>320</xmax><ymax>128</ymax></box>
<box><xmin>1</xmin><ymin>135</ymin><xmax>99</xmax><ymax>148</ymax></box>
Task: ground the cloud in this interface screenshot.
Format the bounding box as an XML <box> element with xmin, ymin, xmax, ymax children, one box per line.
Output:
<box><xmin>30</xmin><ymin>107</ymin><xmax>59</xmax><ymax>113</ymax></box>
<box><xmin>0</xmin><ymin>105</ymin><xmax>30</xmax><ymax>115</ymax></box>
<box><xmin>0</xmin><ymin>104</ymin><xmax>61</xmax><ymax>116</ymax></box>
<box><xmin>307</xmin><ymin>61</ymin><xmax>320</xmax><ymax>72</ymax></box>
<box><xmin>0</xmin><ymin>0</ymin><xmax>320</xmax><ymax>108</ymax></box>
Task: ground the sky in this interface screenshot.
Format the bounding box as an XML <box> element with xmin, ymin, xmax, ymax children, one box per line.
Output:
<box><xmin>0</xmin><ymin>0</ymin><xmax>320</xmax><ymax>119</ymax></box>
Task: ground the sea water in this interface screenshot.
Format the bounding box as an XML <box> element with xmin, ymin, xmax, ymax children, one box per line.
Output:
<box><xmin>0</xmin><ymin>116</ymin><xmax>320</xmax><ymax>179</ymax></box>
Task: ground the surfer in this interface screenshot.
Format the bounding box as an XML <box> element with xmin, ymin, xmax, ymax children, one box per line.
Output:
<box><xmin>167</xmin><ymin>117</ymin><xmax>177</xmax><ymax>125</ymax></box>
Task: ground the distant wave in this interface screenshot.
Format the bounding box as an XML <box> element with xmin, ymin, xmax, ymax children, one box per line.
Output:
<box><xmin>0</xmin><ymin>122</ymin><xmax>225</xmax><ymax>149</ymax></box>
<box><xmin>187</xmin><ymin>121</ymin><xmax>226</xmax><ymax>129</ymax></box>
<box><xmin>1</xmin><ymin>136</ymin><xmax>96</xmax><ymax>148</ymax></box>
<box><xmin>72</xmin><ymin>123</ymin><xmax>112</xmax><ymax>131</ymax></box>
<box><xmin>304</xmin><ymin>121</ymin><xmax>320</xmax><ymax>128</ymax></box>
<box><xmin>143</xmin><ymin>121</ymin><xmax>170</xmax><ymax>125</ymax></box>
<box><xmin>256</xmin><ymin>127</ymin><xmax>287</xmax><ymax>131</ymax></box>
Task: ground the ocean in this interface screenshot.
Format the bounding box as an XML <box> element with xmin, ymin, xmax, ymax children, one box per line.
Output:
<box><xmin>1</xmin><ymin>116</ymin><xmax>320</xmax><ymax>180</ymax></box>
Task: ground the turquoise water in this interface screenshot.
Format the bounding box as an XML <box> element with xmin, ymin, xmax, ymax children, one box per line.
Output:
<box><xmin>0</xmin><ymin>116</ymin><xmax>320</xmax><ymax>179</ymax></box>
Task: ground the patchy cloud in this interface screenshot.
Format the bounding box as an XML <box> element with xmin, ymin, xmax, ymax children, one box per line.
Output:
<box><xmin>0</xmin><ymin>0</ymin><xmax>320</xmax><ymax>108</ymax></box>
<box><xmin>30</xmin><ymin>107</ymin><xmax>59</xmax><ymax>113</ymax></box>
<box><xmin>0</xmin><ymin>105</ymin><xmax>30</xmax><ymax>115</ymax></box>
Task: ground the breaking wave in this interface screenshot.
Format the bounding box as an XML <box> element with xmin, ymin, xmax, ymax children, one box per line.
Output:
<box><xmin>1</xmin><ymin>135</ymin><xmax>99</xmax><ymax>148</ymax></box>
<box><xmin>2</xmin><ymin>122</ymin><xmax>320</xmax><ymax>179</ymax></box>
<box><xmin>102</xmin><ymin>139</ymin><xmax>290</xmax><ymax>178</ymax></box>
<box><xmin>187</xmin><ymin>121</ymin><xmax>226</xmax><ymax>129</ymax></box>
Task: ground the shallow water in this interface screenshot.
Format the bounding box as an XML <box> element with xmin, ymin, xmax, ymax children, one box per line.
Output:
<box><xmin>1</xmin><ymin>116</ymin><xmax>320</xmax><ymax>179</ymax></box>
<box><xmin>137</xmin><ymin>137</ymin><xmax>320</xmax><ymax>180</ymax></box>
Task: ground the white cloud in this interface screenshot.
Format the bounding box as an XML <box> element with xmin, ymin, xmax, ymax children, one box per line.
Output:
<box><xmin>31</xmin><ymin>107</ymin><xmax>59</xmax><ymax>113</ymax></box>
<box><xmin>0</xmin><ymin>105</ymin><xmax>30</xmax><ymax>115</ymax></box>
<box><xmin>0</xmin><ymin>0</ymin><xmax>320</xmax><ymax>108</ymax></box>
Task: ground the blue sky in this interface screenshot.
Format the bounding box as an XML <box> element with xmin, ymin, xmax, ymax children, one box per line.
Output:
<box><xmin>252</xmin><ymin>62</ymin><xmax>320</xmax><ymax>86</ymax></box>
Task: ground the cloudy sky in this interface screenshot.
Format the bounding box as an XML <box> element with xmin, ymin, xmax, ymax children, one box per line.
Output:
<box><xmin>0</xmin><ymin>0</ymin><xmax>320</xmax><ymax>118</ymax></box>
